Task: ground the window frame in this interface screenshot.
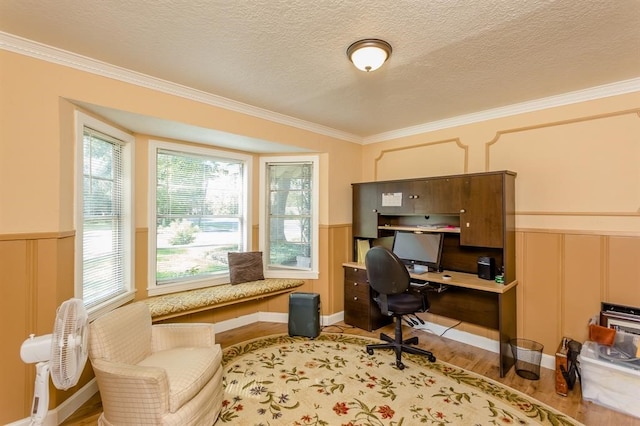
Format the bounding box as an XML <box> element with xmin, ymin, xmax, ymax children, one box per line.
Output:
<box><xmin>148</xmin><ymin>140</ymin><xmax>252</xmax><ymax>296</ymax></box>
<box><xmin>259</xmin><ymin>155</ymin><xmax>319</xmax><ymax>279</ymax></box>
<box><xmin>74</xmin><ymin>111</ymin><xmax>135</xmax><ymax>320</ymax></box>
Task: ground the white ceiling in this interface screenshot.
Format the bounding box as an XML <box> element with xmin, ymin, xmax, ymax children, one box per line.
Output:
<box><xmin>1</xmin><ymin>0</ymin><xmax>639</xmax><ymax>143</ymax></box>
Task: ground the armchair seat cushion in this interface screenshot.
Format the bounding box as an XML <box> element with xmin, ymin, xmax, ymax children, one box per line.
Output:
<box><xmin>138</xmin><ymin>345</ymin><xmax>222</xmax><ymax>413</ymax></box>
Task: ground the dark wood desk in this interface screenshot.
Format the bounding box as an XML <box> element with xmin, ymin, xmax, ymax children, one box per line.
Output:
<box><xmin>343</xmin><ymin>262</ymin><xmax>517</xmax><ymax>377</ymax></box>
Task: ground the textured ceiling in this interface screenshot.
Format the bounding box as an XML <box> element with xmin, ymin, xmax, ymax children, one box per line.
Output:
<box><xmin>1</xmin><ymin>0</ymin><xmax>639</xmax><ymax>139</ymax></box>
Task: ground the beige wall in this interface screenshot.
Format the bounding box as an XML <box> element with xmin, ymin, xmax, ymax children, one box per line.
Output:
<box><xmin>362</xmin><ymin>94</ymin><xmax>640</xmax><ymax>361</ymax></box>
<box><xmin>0</xmin><ymin>51</ymin><xmax>361</xmax><ymax>233</ymax></box>
<box><xmin>1</xmin><ymin>48</ymin><xmax>639</xmax><ymax>423</ymax></box>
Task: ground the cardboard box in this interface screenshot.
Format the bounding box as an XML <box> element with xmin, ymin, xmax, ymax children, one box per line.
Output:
<box><xmin>579</xmin><ymin>340</ymin><xmax>640</xmax><ymax>419</ymax></box>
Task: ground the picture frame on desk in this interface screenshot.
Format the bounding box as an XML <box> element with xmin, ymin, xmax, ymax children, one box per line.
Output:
<box><xmin>356</xmin><ymin>239</ymin><xmax>370</xmax><ymax>264</ymax></box>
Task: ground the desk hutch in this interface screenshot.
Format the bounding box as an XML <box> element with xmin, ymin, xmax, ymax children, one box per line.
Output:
<box><xmin>344</xmin><ymin>170</ymin><xmax>517</xmax><ymax>376</ymax></box>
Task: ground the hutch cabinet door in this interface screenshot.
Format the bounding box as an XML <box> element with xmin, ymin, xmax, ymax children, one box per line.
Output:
<box><xmin>376</xmin><ymin>181</ymin><xmax>413</xmax><ymax>215</ymax></box>
<box><xmin>460</xmin><ymin>174</ymin><xmax>504</xmax><ymax>247</ymax></box>
<box><xmin>352</xmin><ymin>182</ymin><xmax>379</xmax><ymax>238</ymax></box>
<box><xmin>412</xmin><ymin>177</ymin><xmax>463</xmax><ymax>214</ymax></box>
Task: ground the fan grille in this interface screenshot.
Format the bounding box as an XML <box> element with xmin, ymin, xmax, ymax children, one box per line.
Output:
<box><xmin>50</xmin><ymin>299</ymin><xmax>89</xmax><ymax>390</ymax></box>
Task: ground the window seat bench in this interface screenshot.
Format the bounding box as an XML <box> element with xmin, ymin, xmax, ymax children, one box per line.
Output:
<box><xmin>145</xmin><ymin>278</ymin><xmax>305</xmax><ymax>322</ymax></box>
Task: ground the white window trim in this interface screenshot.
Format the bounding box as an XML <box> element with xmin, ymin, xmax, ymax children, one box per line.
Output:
<box><xmin>74</xmin><ymin>111</ymin><xmax>135</xmax><ymax>321</ymax></box>
<box><xmin>259</xmin><ymin>155</ymin><xmax>319</xmax><ymax>280</ymax></box>
<box><xmin>147</xmin><ymin>139</ymin><xmax>252</xmax><ymax>296</ymax></box>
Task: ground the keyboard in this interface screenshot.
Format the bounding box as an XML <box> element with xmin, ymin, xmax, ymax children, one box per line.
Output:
<box><xmin>410</xmin><ymin>281</ymin><xmax>449</xmax><ymax>293</ymax></box>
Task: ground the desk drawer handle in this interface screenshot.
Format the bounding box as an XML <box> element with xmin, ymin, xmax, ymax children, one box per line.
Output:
<box><xmin>353</xmin><ymin>297</ymin><xmax>358</xmax><ymax>301</ymax></box>
<box><xmin>353</xmin><ymin>282</ymin><xmax>358</xmax><ymax>286</ymax></box>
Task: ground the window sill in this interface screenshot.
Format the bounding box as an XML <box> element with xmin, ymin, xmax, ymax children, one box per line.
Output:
<box><xmin>265</xmin><ymin>270</ymin><xmax>319</xmax><ymax>280</ymax></box>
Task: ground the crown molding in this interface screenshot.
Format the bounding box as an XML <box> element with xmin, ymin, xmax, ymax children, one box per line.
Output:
<box><xmin>364</xmin><ymin>77</ymin><xmax>640</xmax><ymax>144</ymax></box>
<box><xmin>0</xmin><ymin>31</ymin><xmax>361</xmax><ymax>144</ymax></box>
<box><xmin>2</xmin><ymin>31</ymin><xmax>638</xmax><ymax>146</ymax></box>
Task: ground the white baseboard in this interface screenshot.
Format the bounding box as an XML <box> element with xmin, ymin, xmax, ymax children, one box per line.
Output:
<box><xmin>214</xmin><ymin>310</ymin><xmax>344</xmax><ymax>333</ymax></box>
<box><xmin>322</xmin><ymin>311</ymin><xmax>345</xmax><ymax>327</ymax></box>
<box><xmin>414</xmin><ymin>320</ymin><xmax>555</xmax><ymax>371</ymax></box>
<box><xmin>8</xmin><ymin>379</ymin><xmax>98</xmax><ymax>426</ymax></box>
<box><xmin>214</xmin><ymin>312</ymin><xmax>262</xmax><ymax>333</ymax></box>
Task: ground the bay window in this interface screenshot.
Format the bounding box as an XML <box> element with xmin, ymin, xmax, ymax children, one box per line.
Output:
<box><xmin>148</xmin><ymin>141</ymin><xmax>251</xmax><ymax>295</ymax></box>
<box><xmin>260</xmin><ymin>156</ymin><xmax>319</xmax><ymax>279</ymax></box>
<box><xmin>75</xmin><ymin>112</ymin><xmax>135</xmax><ymax>317</ymax></box>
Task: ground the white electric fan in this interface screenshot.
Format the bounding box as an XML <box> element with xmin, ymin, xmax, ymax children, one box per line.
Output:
<box><xmin>20</xmin><ymin>298</ymin><xmax>89</xmax><ymax>425</ymax></box>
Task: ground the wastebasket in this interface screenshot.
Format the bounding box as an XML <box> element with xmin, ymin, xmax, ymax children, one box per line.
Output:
<box><xmin>510</xmin><ymin>338</ymin><xmax>543</xmax><ymax>380</ymax></box>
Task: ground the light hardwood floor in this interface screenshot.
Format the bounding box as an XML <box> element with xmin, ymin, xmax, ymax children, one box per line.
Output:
<box><xmin>62</xmin><ymin>321</ymin><xmax>639</xmax><ymax>426</ymax></box>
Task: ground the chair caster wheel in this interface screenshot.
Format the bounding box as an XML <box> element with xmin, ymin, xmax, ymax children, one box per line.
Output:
<box><xmin>367</xmin><ymin>348</ymin><xmax>374</xmax><ymax>355</ymax></box>
<box><xmin>396</xmin><ymin>362</ymin><xmax>405</xmax><ymax>370</ymax></box>
<box><xmin>428</xmin><ymin>355</ymin><xmax>436</xmax><ymax>362</ymax></box>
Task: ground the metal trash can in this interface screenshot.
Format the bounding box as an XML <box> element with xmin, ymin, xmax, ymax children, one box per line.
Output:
<box><xmin>510</xmin><ymin>338</ymin><xmax>544</xmax><ymax>380</ymax></box>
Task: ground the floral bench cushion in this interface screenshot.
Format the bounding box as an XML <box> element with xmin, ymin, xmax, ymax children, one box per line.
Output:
<box><xmin>145</xmin><ymin>278</ymin><xmax>305</xmax><ymax>321</ymax></box>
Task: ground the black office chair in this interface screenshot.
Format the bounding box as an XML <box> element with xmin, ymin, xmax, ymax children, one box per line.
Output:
<box><xmin>365</xmin><ymin>246</ymin><xmax>436</xmax><ymax>369</ymax></box>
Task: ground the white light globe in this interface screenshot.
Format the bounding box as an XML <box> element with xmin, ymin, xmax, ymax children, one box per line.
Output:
<box><xmin>347</xmin><ymin>39</ymin><xmax>392</xmax><ymax>72</ymax></box>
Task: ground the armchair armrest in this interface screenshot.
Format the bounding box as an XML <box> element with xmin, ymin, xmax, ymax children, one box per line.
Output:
<box><xmin>151</xmin><ymin>323</ymin><xmax>216</xmax><ymax>352</ymax></box>
<box><xmin>91</xmin><ymin>358</ymin><xmax>170</xmax><ymax>421</ymax></box>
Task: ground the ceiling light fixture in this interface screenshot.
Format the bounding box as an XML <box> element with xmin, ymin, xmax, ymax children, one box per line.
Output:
<box><xmin>347</xmin><ymin>39</ymin><xmax>392</xmax><ymax>72</ymax></box>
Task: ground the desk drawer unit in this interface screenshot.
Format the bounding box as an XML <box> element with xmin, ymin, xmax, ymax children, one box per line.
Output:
<box><xmin>344</xmin><ymin>267</ymin><xmax>392</xmax><ymax>331</ymax></box>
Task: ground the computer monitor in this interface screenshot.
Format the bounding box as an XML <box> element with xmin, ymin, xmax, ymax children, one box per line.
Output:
<box><xmin>392</xmin><ymin>231</ymin><xmax>444</xmax><ymax>274</ymax></box>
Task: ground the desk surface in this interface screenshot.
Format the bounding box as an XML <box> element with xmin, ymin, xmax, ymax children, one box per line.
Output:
<box><xmin>342</xmin><ymin>262</ymin><xmax>517</xmax><ymax>294</ymax></box>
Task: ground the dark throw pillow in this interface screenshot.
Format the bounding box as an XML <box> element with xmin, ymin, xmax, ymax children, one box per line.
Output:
<box><xmin>228</xmin><ymin>251</ymin><xmax>264</xmax><ymax>284</ymax></box>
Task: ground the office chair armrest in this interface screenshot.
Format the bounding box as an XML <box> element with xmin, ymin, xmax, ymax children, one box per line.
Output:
<box><xmin>376</xmin><ymin>293</ymin><xmax>390</xmax><ymax>316</ymax></box>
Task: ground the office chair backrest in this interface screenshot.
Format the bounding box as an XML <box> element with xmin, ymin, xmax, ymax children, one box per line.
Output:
<box><xmin>365</xmin><ymin>246</ymin><xmax>411</xmax><ymax>296</ymax></box>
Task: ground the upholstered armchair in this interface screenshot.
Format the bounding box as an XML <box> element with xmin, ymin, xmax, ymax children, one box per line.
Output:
<box><xmin>88</xmin><ymin>302</ymin><xmax>223</xmax><ymax>425</ymax></box>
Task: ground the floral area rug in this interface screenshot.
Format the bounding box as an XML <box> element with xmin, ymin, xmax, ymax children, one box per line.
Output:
<box><xmin>220</xmin><ymin>333</ymin><xmax>582</xmax><ymax>426</ymax></box>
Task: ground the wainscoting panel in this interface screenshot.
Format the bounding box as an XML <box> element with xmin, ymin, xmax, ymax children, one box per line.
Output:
<box><xmin>0</xmin><ymin>239</ymin><xmax>31</xmax><ymax>421</ymax></box>
<box><xmin>517</xmin><ymin>230</ymin><xmax>640</xmax><ymax>354</ymax></box>
<box><xmin>329</xmin><ymin>224</ymin><xmax>351</xmax><ymax>315</ymax></box>
<box><xmin>519</xmin><ymin>232</ymin><xmax>563</xmax><ymax>352</ymax></box>
<box><xmin>0</xmin><ymin>234</ymin><xmax>77</xmax><ymax>424</ymax></box>
<box><xmin>1</xmin><ymin>226</ymin><xmax>636</xmax><ymax>423</ymax></box>
<box><xmin>562</xmin><ymin>234</ymin><xmax>603</xmax><ymax>340</ymax></box>
<box><xmin>607</xmin><ymin>236</ymin><xmax>640</xmax><ymax>306</ymax></box>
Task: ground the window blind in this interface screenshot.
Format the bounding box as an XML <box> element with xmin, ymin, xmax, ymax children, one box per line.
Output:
<box><xmin>266</xmin><ymin>162</ymin><xmax>313</xmax><ymax>269</ymax></box>
<box><xmin>82</xmin><ymin>128</ymin><xmax>126</xmax><ymax>308</ymax></box>
<box><xmin>154</xmin><ymin>148</ymin><xmax>245</xmax><ymax>284</ymax></box>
